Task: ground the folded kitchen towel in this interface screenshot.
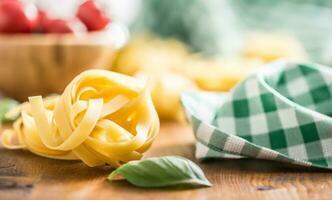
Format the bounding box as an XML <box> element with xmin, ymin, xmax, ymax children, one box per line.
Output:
<box><xmin>181</xmin><ymin>61</ymin><xmax>332</xmax><ymax>169</ymax></box>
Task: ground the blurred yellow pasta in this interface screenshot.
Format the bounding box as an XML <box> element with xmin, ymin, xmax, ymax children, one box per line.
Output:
<box><xmin>112</xmin><ymin>36</ymin><xmax>190</xmax><ymax>75</ymax></box>
<box><xmin>184</xmin><ymin>57</ymin><xmax>263</xmax><ymax>91</ymax></box>
<box><xmin>243</xmin><ymin>32</ymin><xmax>307</xmax><ymax>62</ymax></box>
<box><xmin>136</xmin><ymin>70</ymin><xmax>197</xmax><ymax>121</ymax></box>
<box><xmin>1</xmin><ymin>70</ymin><xmax>159</xmax><ymax>167</ymax></box>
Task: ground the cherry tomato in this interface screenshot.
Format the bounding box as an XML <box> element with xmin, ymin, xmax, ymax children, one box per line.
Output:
<box><xmin>77</xmin><ymin>0</ymin><xmax>110</xmax><ymax>31</ymax></box>
<box><xmin>36</xmin><ymin>10</ymin><xmax>86</xmax><ymax>34</ymax></box>
<box><xmin>0</xmin><ymin>0</ymin><xmax>35</xmax><ymax>33</ymax></box>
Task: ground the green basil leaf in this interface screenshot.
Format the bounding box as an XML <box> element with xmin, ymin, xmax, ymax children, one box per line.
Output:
<box><xmin>108</xmin><ymin>156</ymin><xmax>212</xmax><ymax>188</ymax></box>
<box><xmin>0</xmin><ymin>98</ymin><xmax>19</xmax><ymax>123</ymax></box>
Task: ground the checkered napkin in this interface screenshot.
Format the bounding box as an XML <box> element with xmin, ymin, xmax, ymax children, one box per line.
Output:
<box><xmin>181</xmin><ymin>61</ymin><xmax>332</xmax><ymax>169</ymax></box>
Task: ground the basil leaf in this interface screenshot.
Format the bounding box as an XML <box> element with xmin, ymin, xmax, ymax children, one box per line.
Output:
<box><xmin>108</xmin><ymin>156</ymin><xmax>212</xmax><ymax>188</ymax></box>
<box><xmin>0</xmin><ymin>98</ymin><xmax>19</xmax><ymax>123</ymax></box>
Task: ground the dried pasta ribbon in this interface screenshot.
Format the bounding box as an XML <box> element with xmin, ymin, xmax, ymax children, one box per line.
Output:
<box><xmin>1</xmin><ymin>70</ymin><xmax>160</xmax><ymax>167</ymax></box>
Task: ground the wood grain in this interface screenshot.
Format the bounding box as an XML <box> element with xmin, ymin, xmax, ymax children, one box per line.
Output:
<box><xmin>1</xmin><ymin>122</ymin><xmax>332</xmax><ymax>200</ymax></box>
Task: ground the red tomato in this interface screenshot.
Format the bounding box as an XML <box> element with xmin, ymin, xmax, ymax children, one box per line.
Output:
<box><xmin>0</xmin><ymin>0</ymin><xmax>34</xmax><ymax>33</ymax></box>
<box><xmin>77</xmin><ymin>0</ymin><xmax>110</xmax><ymax>31</ymax></box>
<box><xmin>36</xmin><ymin>10</ymin><xmax>86</xmax><ymax>34</ymax></box>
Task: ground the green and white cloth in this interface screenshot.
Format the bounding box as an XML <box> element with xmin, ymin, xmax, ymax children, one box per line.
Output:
<box><xmin>181</xmin><ymin>61</ymin><xmax>332</xmax><ymax>169</ymax></box>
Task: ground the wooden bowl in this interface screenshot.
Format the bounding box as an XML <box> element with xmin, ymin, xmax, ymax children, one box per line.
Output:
<box><xmin>0</xmin><ymin>28</ymin><xmax>126</xmax><ymax>101</ymax></box>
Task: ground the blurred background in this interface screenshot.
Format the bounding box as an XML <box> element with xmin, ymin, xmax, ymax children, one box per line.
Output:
<box><xmin>0</xmin><ymin>0</ymin><xmax>331</xmax><ymax>122</ymax></box>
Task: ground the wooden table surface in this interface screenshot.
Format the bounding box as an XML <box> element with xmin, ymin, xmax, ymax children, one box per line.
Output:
<box><xmin>1</xmin><ymin>122</ymin><xmax>332</xmax><ymax>200</ymax></box>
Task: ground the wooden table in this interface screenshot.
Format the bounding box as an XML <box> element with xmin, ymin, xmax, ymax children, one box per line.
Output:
<box><xmin>1</xmin><ymin>122</ymin><xmax>332</xmax><ymax>200</ymax></box>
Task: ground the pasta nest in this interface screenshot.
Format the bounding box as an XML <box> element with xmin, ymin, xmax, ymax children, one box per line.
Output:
<box><xmin>1</xmin><ymin>70</ymin><xmax>160</xmax><ymax>167</ymax></box>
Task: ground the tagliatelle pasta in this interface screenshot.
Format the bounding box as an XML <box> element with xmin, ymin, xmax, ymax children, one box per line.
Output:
<box><xmin>1</xmin><ymin>70</ymin><xmax>159</xmax><ymax>167</ymax></box>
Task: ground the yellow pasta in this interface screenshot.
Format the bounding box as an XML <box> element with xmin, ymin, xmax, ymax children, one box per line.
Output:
<box><xmin>1</xmin><ymin>70</ymin><xmax>159</xmax><ymax>168</ymax></box>
<box><xmin>243</xmin><ymin>32</ymin><xmax>307</xmax><ymax>62</ymax></box>
<box><xmin>136</xmin><ymin>71</ymin><xmax>197</xmax><ymax>121</ymax></box>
